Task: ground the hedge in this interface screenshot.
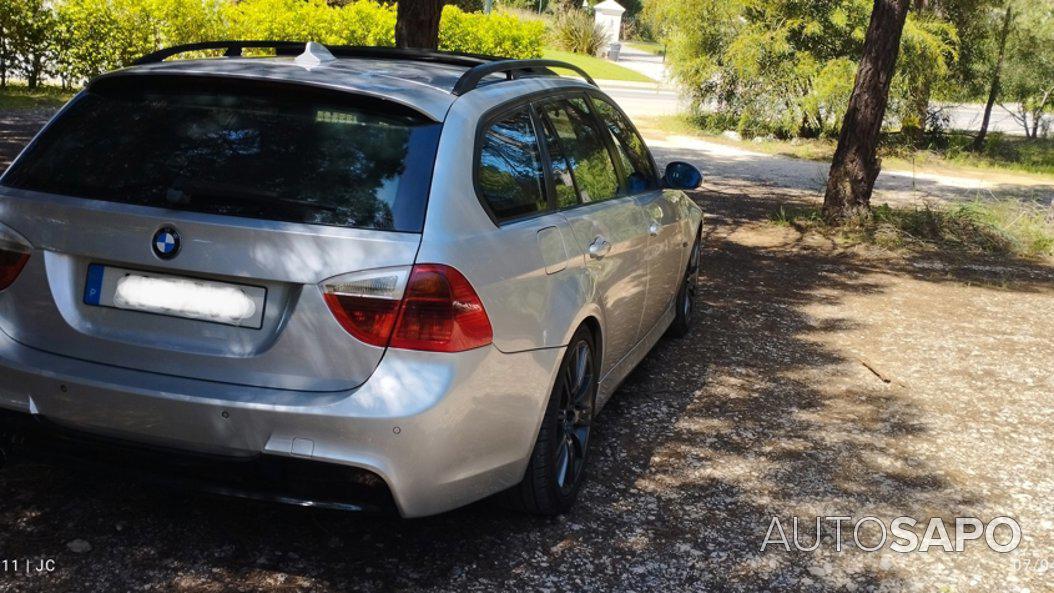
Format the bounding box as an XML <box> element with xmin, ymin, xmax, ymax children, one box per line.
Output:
<box><xmin>222</xmin><ymin>0</ymin><xmax>397</xmax><ymax>47</ymax></box>
<box><xmin>439</xmin><ymin>6</ymin><xmax>544</xmax><ymax>59</ymax></box>
<box><xmin>3</xmin><ymin>0</ymin><xmax>545</xmax><ymax>87</ymax></box>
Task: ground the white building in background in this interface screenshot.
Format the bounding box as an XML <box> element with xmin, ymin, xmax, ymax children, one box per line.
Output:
<box><xmin>593</xmin><ymin>0</ymin><xmax>626</xmax><ymax>60</ymax></box>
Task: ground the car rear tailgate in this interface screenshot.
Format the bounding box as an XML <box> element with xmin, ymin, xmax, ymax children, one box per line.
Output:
<box><xmin>0</xmin><ymin>190</ymin><xmax>420</xmax><ymax>392</ymax></box>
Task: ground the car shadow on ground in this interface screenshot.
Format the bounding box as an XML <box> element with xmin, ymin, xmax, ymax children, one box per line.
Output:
<box><xmin>6</xmin><ymin>180</ymin><xmax>1049</xmax><ymax>592</ymax></box>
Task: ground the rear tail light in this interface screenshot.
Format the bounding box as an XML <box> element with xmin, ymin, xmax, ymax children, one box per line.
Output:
<box><xmin>321</xmin><ymin>266</ymin><xmax>410</xmax><ymax>347</ymax></box>
<box><xmin>0</xmin><ymin>223</ymin><xmax>31</xmax><ymax>291</ymax></box>
<box><xmin>390</xmin><ymin>264</ymin><xmax>493</xmax><ymax>352</ymax></box>
<box><xmin>321</xmin><ymin>264</ymin><xmax>493</xmax><ymax>353</ymax></box>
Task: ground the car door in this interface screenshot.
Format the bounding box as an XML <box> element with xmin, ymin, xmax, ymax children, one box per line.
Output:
<box><xmin>588</xmin><ymin>94</ymin><xmax>686</xmax><ymax>334</ymax></box>
<box><xmin>535</xmin><ymin>94</ymin><xmax>650</xmax><ymax>372</ymax></box>
<box><xmin>590</xmin><ymin>95</ymin><xmax>687</xmax><ymax>332</ymax></box>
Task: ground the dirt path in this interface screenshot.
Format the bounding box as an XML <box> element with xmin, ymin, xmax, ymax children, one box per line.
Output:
<box><xmin>645</xmin><ymin>132</ymin><xmax>1054</xmax><ymax>207</ymax></box>
<box><xmin>1</xmin><ymin>110</ymin><xmax>1052</xmax><ymax>593</ymax></box>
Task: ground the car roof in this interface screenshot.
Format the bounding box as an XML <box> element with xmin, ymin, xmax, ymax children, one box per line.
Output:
<box><xmin>102</xmin><ymin>54</ymin><xmax>594</xmax><ymax>121</ymax></box>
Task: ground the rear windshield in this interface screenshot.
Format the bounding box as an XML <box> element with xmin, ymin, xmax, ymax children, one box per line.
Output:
<box><xmin>2</xmin><ymin>76</ymin><xmax>441</xmax><ymax>233</ymax></box>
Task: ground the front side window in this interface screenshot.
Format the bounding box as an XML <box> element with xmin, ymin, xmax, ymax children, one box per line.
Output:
<box><xmin>477</xmin><ymin>107</ymin><xmax>547</xmax><ymax>222</ymax></box>
<box><xmin>2</xmin><ymin>76</ymin><xmax>441</xmax><ymax>232</ymax></box>
<box><xmin>538</xmin><ymin>97</ymin><xmax>620</xmax><ymax>204</ymax></box>
<box><xmin>590</xmin><ymin>96</ymin><xmax>658</xmax><ymax>194</ymax></box>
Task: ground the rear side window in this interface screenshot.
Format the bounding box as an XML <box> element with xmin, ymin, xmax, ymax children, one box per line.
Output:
<box><xmin>537</xmin><ymin>109</ymin><xmax>580</xmax><ymax>209</ymax></box>
<box><xmin>590</xmin><ymin>96</ymin><xmax>658</xmax><ymax>193</ymax></box>
<box><xmin>2</xmin><ymin>77</ymin><xmax>441</xmax><ymax>233</ymax></box>
<box><xmin>538</xmin><ymin>98</ymin><xmax>619</xmax><ymax>204</ymax></box>
<box><xmin>477</xmin><ymin>107</ymin><xmax>547</xmax><ymax>222</ymax></box>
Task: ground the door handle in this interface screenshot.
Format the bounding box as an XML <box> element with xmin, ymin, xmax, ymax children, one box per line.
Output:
<box><xmin>648</xmin><ymin>220</ymin><xmax>661</xmax><ymax>237</ymax></box>
<box><xmin>588</xmin><ymin>236</ymin><xmax>612</xmax><ymax>259</ymax></box>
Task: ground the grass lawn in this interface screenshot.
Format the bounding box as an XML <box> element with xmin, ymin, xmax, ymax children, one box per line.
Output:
<box><xmin>542</xmin><ymin>49</ymin><xmax>655</xmax><ymax>84</ymax></box>
<box><xmin>0</xmin><ymin>84</ymin><xmax>74</xmax><ymax>110</ymax></box>
<box><xmin>624</xmin><ymin>41</ymin><xmax>666</xmax><ymax>56</ymax></box>
<box><xmin>640</xmin><ymin>114</ymin><xmax>1054</xmax><ymax>179</ymax></box>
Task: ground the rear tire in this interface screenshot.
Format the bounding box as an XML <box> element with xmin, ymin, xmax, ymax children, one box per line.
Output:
<box><xmin>667</xmin><ymin>236</ymin><xmax>701</xmax><ymax>338</ymax></box>
<box><xmin>503</xmin><ymin>326</ymin><xmax>597</xmax><ymax>515</ymax></box>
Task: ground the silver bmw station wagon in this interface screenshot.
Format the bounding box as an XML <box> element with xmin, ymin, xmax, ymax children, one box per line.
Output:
<box><xmin>0</xmin><ymin>42</ymin><xmax>703</xmax><ymax>517</ymax></box>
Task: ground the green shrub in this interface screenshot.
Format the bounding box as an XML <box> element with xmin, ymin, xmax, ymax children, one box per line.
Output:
<box><xmin>548</xmin><ymin>9</ymin><xmax>606</xmax><ymax>56</ymax></box>
<box><xmin>681</xmin><ymin>111</ymin><xmax>739</xmax><ymax>134</ymax></box>
<box><xmin>8</xmin><ymin>0</ymin><xmax>545</xmax><ymax>86</ymax></box>
<box><xmin>223</xmin><ymin>0</ymin><xmax>395</xmax><ymax>46</ymax></box>
<box><xmin>54</xmin><ymin>0</ymin><xmax>156</xmax><ymax>82</ymax></box>
<box><xmin>803</xmin><ymin>58</ymin><xmax>857</xmax><ymax>137</ymax></box>
<box><xmin>621</xmin><ymin>16</ymin><xmax>654</xmax><ymax>42</ymax></box>
<box><xmin>498</xmin><ymin>0</ymin><xmax>542</xmax><ymax>10</ymax></box>
<box><xmin>439</xmin><ymin>6</ymin><xmax>544</xmax><ymax>58</ymax></box>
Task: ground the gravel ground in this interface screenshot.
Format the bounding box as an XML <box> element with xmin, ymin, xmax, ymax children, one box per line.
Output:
<box><xmin>1</xmin><ymin>109</ymin><xmax>1052</xmax><ymax>592</ymax></box>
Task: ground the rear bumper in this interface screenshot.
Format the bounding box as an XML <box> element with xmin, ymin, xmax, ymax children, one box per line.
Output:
<box><xmin>0</xmin><ymin>330</ymin><xmax>564</xmax><ymax>517</ymax></box>
<box><xmin>0</xmin><ymin>409</ymin><xmax>398</xmax><ymax>512</ymax></box>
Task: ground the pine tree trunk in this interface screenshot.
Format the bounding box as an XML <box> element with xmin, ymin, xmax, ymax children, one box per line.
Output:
<box><xmin>971</xmin><ymin>5</ymin><xmax>1014</xmax><ymax>152</ymax></box>
<box><xmin>822</xmin><ymin>0</ymin><xmax>912</xmax><ymax>224</ymax></box>
<box><xmin>395</xmin><ymin>0</ymin><xmax>444</xmax><ymax>50</ymax></box>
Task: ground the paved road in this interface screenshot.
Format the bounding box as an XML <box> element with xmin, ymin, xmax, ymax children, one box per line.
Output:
<box><xmin>940</xmin><ymin>103</ymin><xmax>1045</xmax><ymax>137</ymax></box>
<box><xmin>604</xmin><ymin>84</ymin><xmax>1048</xmax><ymax>137</ymax></box>
<box><xmin>601</xmin><ymin>47</ymin><xmax>1048</xmax><ymax>137</ymax></box>
<box><xmin>610</xmin><ymin>44</ymin><xmax>669</xmax><ymax>83</ymax></box>
<box><xmin>601</xmin><ymin>84</ymin><xmax>686</xmax><ymax>118</ymax></box>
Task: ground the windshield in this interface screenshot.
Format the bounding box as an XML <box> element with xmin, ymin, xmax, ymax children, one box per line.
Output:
<box><xmin>1</xmin><ymin>76</ymin><xmax>441</xmax><ymax>233</ymax></box>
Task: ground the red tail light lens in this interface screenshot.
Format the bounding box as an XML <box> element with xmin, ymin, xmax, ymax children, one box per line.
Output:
<box><xmin>322</xmin><ymin>293</ymin><xmax>401</xmax><ymax>347</ymax></box>
<box><xmin>0</xmin><ymin>224</ymin><xmax>31</xmax><ymax>292</ymax></box>
<box><xmin>390</xmin><ymin>264</ymin><xmax>493</xmax><ymax>352</ymax></box>
<box><xmin>0</xmin><ymin>249</ymin><xmax>29</xmax><ymax>291</ymax></box>
<box><xmin>322</xmin><ymin>266</ymin><xmax>410</xmax><ymax>347</ymax></box>
<box><xmin>321</xmin><ymin>264</ymin><xmax>492</xmax><ymax>353</ymax></box>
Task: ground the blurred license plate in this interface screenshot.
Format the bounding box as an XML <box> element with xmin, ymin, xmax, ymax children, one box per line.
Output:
<box><xmin>83</xmin><ymin>264</ymin><xmax>266</xmax><ymax>329</ymax></box>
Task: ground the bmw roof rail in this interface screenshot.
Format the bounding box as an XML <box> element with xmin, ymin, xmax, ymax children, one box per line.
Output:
<box><xmin>451</xmin><ymin>59</ymin><xmax>598</xmax><ymax>96</ymax></box>
<box><xmin>134</xmin><ymin>40</ymin><xmax>499</xmax><ymax>69</ymax></box>
<box><xmin>134</xmin><ymin>41</ymin><xmax>599</xmax><ymax>95</ymax></box>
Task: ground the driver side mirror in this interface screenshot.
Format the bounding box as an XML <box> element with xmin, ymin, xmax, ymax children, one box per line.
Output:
<box><xmin>662</xmin><ymin>161</ymin><xmax>703</xmax><ymax>190</ymax></box>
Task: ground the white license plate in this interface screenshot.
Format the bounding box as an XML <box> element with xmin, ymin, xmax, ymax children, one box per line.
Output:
<box><xmin>84</xmin><ymin>264</ymin><xmax>267</xmax><ymax>328</ymax></box>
